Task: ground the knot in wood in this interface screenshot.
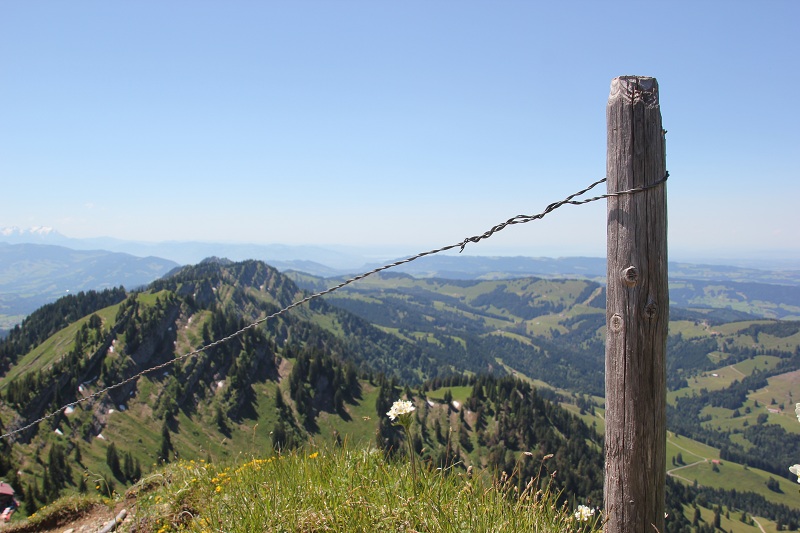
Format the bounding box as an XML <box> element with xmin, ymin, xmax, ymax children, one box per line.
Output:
<box><xmin>610</xmin><ymin>313</ymin><xmax>624</xmax><ymax>333</ymax></box>
<box><xmin>622</xmin><ymin>266</ymin><xmax>638</xmax><ymax>287</ymax></box>
<box><xmin>645</xmin><ymin>299</ymin><xmax>658</xmax><ymax>320</ymax></box>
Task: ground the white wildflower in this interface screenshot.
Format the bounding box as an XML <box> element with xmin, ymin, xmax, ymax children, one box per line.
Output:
<box><xmin>387</xmin><ymin>399</ymin><xmax>415</xmax><ymax>421</ymax></box>
<box><xmin>387</xmin><ymin>399</ymin><xmax>419</xmax><ymax>490</ymax></box>
<box><xmin>795</xmin><ymin>402</ymin><xmax>800</xmax><ymax>423</ymax></box>
<box><xmin>790</xmin><ymin>464</ymin><xmax>800</xmax><ymax>483</ymax></box>
<box><xmin>574</xmin><ymin>504</ymin><xmax>596</xmax><ymax>522</ymax></box>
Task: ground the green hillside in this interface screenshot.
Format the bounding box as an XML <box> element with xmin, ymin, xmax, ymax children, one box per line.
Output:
<box><xmin>0</xmin><ymin>260</ymin><xmax>615</xmax><ymax>528</ymax></box>
<box><xmin>1</xmin><ymin>258</ymin><xmax>800</xmax><ymax>531</ymax></box>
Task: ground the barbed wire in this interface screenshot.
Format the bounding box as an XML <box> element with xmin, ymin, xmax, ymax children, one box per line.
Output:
<box><xmin>457</xmin><ymin>172</ymin><xmax>668</xmax><ymax>251</ymax></box>
<box><xmin>0</xmin><ymin>172</ymin><xmax>667</xmax><ymax>441</ymax></box>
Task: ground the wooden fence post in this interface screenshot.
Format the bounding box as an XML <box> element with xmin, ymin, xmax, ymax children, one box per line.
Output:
<box><xmin>604</xmin><ymin>76</ymin><xmax>668</xmax><ymax>533</ymax></box>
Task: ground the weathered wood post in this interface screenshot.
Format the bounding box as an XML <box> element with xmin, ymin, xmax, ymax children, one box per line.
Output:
<box><xmin>604</xmin><ymin>76</ymin><xmax>668</xmax><ymax>533</ymax></box>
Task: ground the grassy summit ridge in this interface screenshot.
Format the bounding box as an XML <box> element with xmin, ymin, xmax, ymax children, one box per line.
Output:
<box><xmin>12</xmin><ymin>444</ymin><xmax>602</xmax><ymax>533</ymax></box>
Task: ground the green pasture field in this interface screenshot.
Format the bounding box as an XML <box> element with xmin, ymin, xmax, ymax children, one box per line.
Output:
<box><xmin>750</xmin><ymin>368</ymin><xmax>800</xmax><ymax>411</ymax></box>
<box><xmin>669</xmin><ymin>356</ymin><xmax>797</xmax><ymax>407</ymax></box>
<box><xmin>486</xmin><ymin>329</ymin><xmax>536</xmax><ymax>346</ymax></box>
<box><xmin>734</xmin><ymin>355</ymin><xmax>782</xmax><ymax>374</ymax></box>
<box><xmin>669</xmin><ymin>365</ymin><xmax>744</xmax><ymax>404</ymax></box>
<box><xmin>667</xmin><ymin>432</ymin><xmax>718</xmax><ymax>465</ymax></box>
<box><xmin>559</xmin><ymin>402</ymin><xmax>605</xmax><ymax>434</ymax></box>
<box><xmin>708</xmin><ymin>320</ymin><xmax>800</xmax><ymax>351</ymax></box>
<box><xmin>373</xmin><ymin>325</ymin><xmax>417</xmax><ymax>343</ymax></box>
<box><xmin>689</xmin><ymin>503</ymin><xmax>778</xmax><ymax>533</ymax></box>
<box><xmin>525</xmin><ymin>314</ymin><xmax>568</xmax><ymax>337</ymax></box>
<box><xmin>701</xmin><ymin>401</ymin><xmax>800</xmax><ymax>436</ymax></box>
<box><xmin>134</xmin><ymin>289</ymin><xmax>171</xmax><ymax>306</ymax></box>
<box><xmin>673</xmin><ymin>365</ymin><xmax>800</xmax><ymax>436</ymax></box>
<box><xmin>316</xmin><ymin>383</ymin><xmax>381</xmax><ymax>447</ymax></box>
<box><xmin>311</xmin><ymin>311</ymin><xmax>344</xmax><ymax>337</ymax></box>
<box><xmin>669</xmin><ymin>319</ymin><xmax>719</xmax><ymax>339</ymax></box>
<box><xmin>669</xmin><ymin>451</ymin><xmax>800</xmax><ymax>510</ymax></box>
<box><xmin>426</xmin><ymin>386</ymin><xmax>472</xmax><ymax>405</ymax></box>
<box><xmin>561</xmin><ymin>303</ymin><xmax>604</xmax><ymax>319</ymax></box>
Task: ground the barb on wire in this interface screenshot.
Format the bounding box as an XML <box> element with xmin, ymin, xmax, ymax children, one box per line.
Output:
<box><xmin>0</xmin><ymin>172</ymin><xmax>667</xmax><ymax>441</ymax></box>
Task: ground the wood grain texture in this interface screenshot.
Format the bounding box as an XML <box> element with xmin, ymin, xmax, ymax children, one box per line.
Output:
<box><xmin>604</xmin><ymin>76</ymin><xmax>668</xmax><ymax>533</ymax></box>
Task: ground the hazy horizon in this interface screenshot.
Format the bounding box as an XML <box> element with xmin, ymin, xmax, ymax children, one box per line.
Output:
<box><xmin>2</xmin><ymin>224</ymin><xmax>799</xmax><ymax>272</ymax></box>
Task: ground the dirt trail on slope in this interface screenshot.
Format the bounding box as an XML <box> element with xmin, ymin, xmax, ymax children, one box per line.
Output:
<box><xmin>3</xmin><ymin>500</ymin><xmax>132</xmax><ymax>533</ymax></box>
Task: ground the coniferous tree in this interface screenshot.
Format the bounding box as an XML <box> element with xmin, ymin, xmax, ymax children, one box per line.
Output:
<box><xmin>47</xmin><ymin>443</ymin><xmax>72</xmax><ymax>492</ymax></box>
<box><xmin>24</xmin><ymin>484</ymin><xmax>37</xmax><ymax>515</ymax></box>
<box><xmin>434</xmin><ymin>418</ymin><xmax>443</xmax><ymax>443</ymax></box>
<box><xmin>333</xmin><ymin>389</ymin><xmax>345</xmax><ymax>415</ymax></box>
<box><xmin>106</xmin><ymin>443</ymin><xmax>121</xmax><ymax>478</ymax></box>
<box><xmin>443</xmin><ymin>389</ymin><xmax>453</xmax><ymax>408</ymax></box>
<box><xmin>767</xmin><ymin>477</ymin><xmax>781</xmax><ymax>492</ymax></box>
<box><xmin>215</xmin><ymin>405</ymin><xmax>227</xmax><ymax>433</ymax></box>
<box><xmin>458</xmin><ymin>423</ymin><xmax>473</xmax><ymax>452</ymax></box>
<box><xmin>159</xmin><ymin>422</ymin><xmax>172</xmax><ymax>463</ymax></box>
<box><xmin>346</xmin><ymin>364</ymin><xmax>359</xmax><ymax>396</ymax></box>
<box><xmin>32</xmin><ymin>482</ymin><xmax>43</xmax><ymax>508</ymax></box>
<box><xmin>123</xmin><ymin>452</ymin><xmax>134</xmax><ymax>481</ymax></box>
<box><xmin>272</xmin><ymin>420</ymin><xmax>288</xmax><ymax>450</ymax></box>
<box><xmin>412</xmin><ymin>432</ymin><xmax>423</xmax><ymax>455</ymax></box>
<box><xmin>41</xmin><ymin>468</ymin><xmax>57</xmax><ymax>501</ymax></box>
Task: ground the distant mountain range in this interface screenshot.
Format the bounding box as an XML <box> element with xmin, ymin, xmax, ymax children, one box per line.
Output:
<box><xmin>376</xmin><ymin>255</ymin><xmax>800</xmax><ymax>286</ymax></box>
<box><xmin>0</xmin><ymin>243</ymin><xmax>178</xmax><ymax>330</ymax></box>
<box><xmin>4</xmin><ymin>225</ymin><xmax>800</xmax><ymax>274</ymax></box>
<box><xmin>0</xmin><ymin>226</ymin><xmax>372</xmax><ymax>270</ymax></box>
<box><xmin>2</xmin><ymin>227</ymin><xmax>800</xmax><ymax>332</ymax></box>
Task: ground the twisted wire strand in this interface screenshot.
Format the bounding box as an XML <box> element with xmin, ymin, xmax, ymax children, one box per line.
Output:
<box><xmin>459</xmin><ymin>172</ymin><xmax>668</xmax><ymax>250</ymax></box>
<box><xmin>0</xmin><ymin>172</ymin><xmax>667</xmax><ymax>441</ymax></box>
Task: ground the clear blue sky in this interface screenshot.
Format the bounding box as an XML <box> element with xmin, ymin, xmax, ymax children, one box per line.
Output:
<box><xmin>1</xmin><ymin>1</ymin><xmax>798</xmax><ymax>263</ymax></box>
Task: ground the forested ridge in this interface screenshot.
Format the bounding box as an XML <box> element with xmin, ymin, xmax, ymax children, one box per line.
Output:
<box><xmin>0</xmin><ymin>287</ymin><xmax>127</xmax><ymax>373</ymax></box>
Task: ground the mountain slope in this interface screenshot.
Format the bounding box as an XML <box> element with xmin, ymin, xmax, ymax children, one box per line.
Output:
<box><xmin>321</xmin><ymin>272</ymin><xmax>608</xmax><ymax>395</ymax></box>
<box><xmin>0</xmin><ymin>261</ymin><xmax>613</xmax><ymax>521</ymax></box>
<box><xmin>2</xmin><ymin>258</ymin><xmax>800</xmax><ymax>528</ymax></box>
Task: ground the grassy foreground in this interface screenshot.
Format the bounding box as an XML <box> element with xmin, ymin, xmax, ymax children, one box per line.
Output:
<box><xmin>20</xmin><ymin>444</ymin><xmax>603</xmax><ymax>533</ymax></box>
